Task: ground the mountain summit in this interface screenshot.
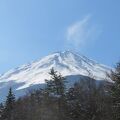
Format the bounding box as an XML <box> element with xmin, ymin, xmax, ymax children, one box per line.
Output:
<box><xmin>0</xmin><ymin>50</ymin><xmax>112</xmax><ymax>101</ymax></box>
<box><xmin>0</xmin><ymin>50</ymin><xmax>111</xmax><ymax>89</ymax></box>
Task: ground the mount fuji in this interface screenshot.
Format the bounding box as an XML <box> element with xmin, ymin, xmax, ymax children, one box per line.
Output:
<box><xmin>0</xmin><ymin>51</ymin><xmax>112</xmax><ymax>101</ymax></box>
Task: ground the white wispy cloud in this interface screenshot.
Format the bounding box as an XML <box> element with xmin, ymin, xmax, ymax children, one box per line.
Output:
<box><xmin>66</xmin><ymin>15</ymin><xmax>101</xmax><ymax>49</ymax></box>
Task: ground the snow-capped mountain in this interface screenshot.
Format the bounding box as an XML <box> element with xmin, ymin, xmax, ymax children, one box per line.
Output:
<box><xmin>0</xmin><ymin>51</ymin><xmax>112</xmax><ymax>101</ymax></box>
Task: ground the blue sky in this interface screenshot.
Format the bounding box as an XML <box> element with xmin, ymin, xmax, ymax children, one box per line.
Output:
<box><xmin>0</xmin><ymin>0</ymin><xmax>120</xmax><ymax>73</ymax></box>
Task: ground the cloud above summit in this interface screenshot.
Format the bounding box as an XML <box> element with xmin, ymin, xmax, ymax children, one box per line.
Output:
<box><xmin>65</xmin><ymin>15</ymin><xmax>101</xmax><ymax>49</ymax></box>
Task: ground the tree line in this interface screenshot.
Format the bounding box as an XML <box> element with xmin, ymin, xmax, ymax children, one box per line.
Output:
<box><xmin>0</xmin><ymin>62</ymin><xmax>120</xmax><ymax>120</ymax></box>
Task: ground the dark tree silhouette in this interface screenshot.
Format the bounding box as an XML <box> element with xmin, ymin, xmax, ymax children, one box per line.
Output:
<box><xmin>109</xmin><ymin>62</ymin><xmax>120</xmax><ymax>120</ymax></box>
<box><xmin>3</xmin><ymin>88</ymin><xmax>15</xmax><ymax>120</ymax></box>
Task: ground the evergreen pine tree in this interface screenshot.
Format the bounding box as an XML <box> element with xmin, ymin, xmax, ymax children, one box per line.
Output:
<box><xmin>3</xmin><ymin>87</ymin><xmax>15</xmax><ymax>120</ymax></box>
<box><xmin>45</xmin><ymin>68</ymin><xmax>67</xmax><ymax>120</ymax></box>
<box><xmin>109</xmin><ymin>62</ymin><xmax>120</xmax><ymax>120</ymax></box>
<box><xmin>45</xmin><ymin>68</ymin><xmax>66</xmax><ymax>97</ymax></box>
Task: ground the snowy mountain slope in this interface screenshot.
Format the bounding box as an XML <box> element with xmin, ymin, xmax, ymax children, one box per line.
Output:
<box><xmin>0</xmin><ymin>51</ymin><xmax>112</xmax><ymax>101</ymax></box>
